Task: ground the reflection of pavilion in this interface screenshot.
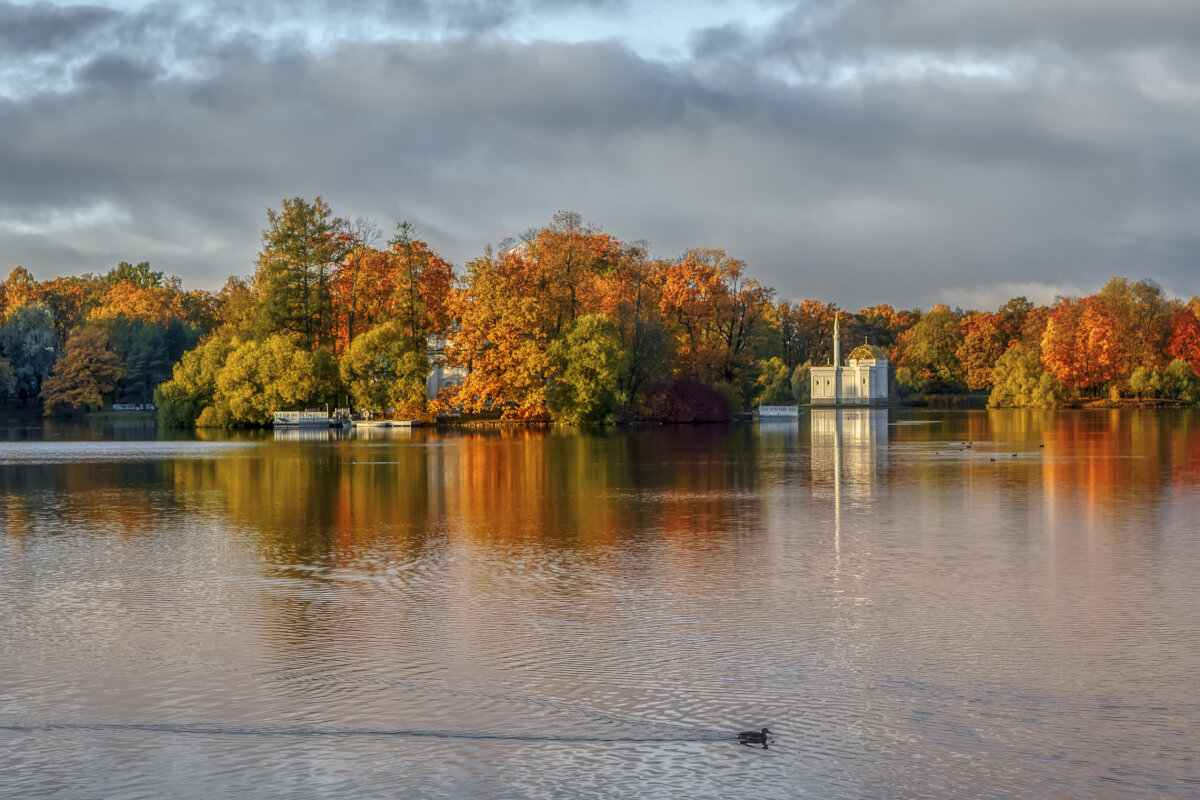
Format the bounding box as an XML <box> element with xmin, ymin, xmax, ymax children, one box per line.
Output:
<box><xmin>811</xmin><ymin>408</ymin><xmax>888</xmax><ymax>562</ymax></box>
<box><xmin>811</xmin><ymin>408</ymin><xmax>889</xmax><ymax>498</ymax></box>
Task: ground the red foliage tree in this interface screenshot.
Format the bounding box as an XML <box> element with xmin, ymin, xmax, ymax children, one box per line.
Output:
<box><xmin>1041</xmin><ymin>296</ymin><xmax>1121</xmax><ymax>392</ymax></box>
<box><xmin>1167</xmin><ymin>308</ymin><xmax>1200</xmax><ymax>374</ymax></box>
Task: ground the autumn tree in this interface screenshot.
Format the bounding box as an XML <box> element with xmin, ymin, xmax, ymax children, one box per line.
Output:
<box><xmin>659</xmin><ymin>248</ymin><xmax>774</xmax><ymax>390</ymax></box>
<box><xmin>857</xmin><ymin>304</ymin><xmax>918</xmax><ymax>358</ymax></box>
<box><xmin>331</xmin><ymin>222</ymin><xmax>454</xmax><ymax>357</ymax></box>
<box><xmin>39</xmin><ymin>327</ymin><xmax>123</xmax><ymax>415</ymax></box>
<box><xmin>526</xmin><ymin>211</ymin><xmax>623</xmax><ymax>336</ymax></box>
<box><xmin>893</xmin><ymin>305</ymin><xmax>965</xmax><ymax>395</ymax></box>
<box><xmin>445</xmin><ymin>248</ymin><xmax>556</xmax><ymax>420</ymax></box>
<box><xmin>254</xmin><ymin>196</ymin><xmax>348</xmax><ymax>350</ymax></box>
<box><xmin>88</xmin><ymin>278</ymin><xmax>188</xmax><ymax>326</ymax></box>
<box><xmin>386</xmin><ymin>223</ymin><xmax>454</xmax><ymax>344</ymax></box>
<box><xmin>777</xmin><ymin>299</ymin><xmax>838</xmax><ymax>368</ymax></box>
<box><xmin>41</xmin><ymin>275</ymin><xmax>103</xmax><ymax>342</ymax></box>
<box><xmin>594</xmin><ymin>244</ymin><xmax>672</xmax><ymax>410</ymax></box>
<box><xmin>1166</xmin><ymin>309</ymin><xmax>1200</xmax><ymax>375</ymax></box>
<box><xmin>1128</xmin><ymin>366</ymin><xmax>1162</xmax><ymax>399</ymax></box>
<box><xmin>1</xmin><ymin>267</ymin><xmax>44</xmax><ymax>317</ymax></box>
<box><xmin>331</xmin><ymin>220</ymin><xmax>384</xmax><ymax>354</ymax></box>
<box><xmin>213</xmin><ymin>276</ymin><xmax>259</xmax><ymax>339</ymax></box>
<box><xmin>1041</xmin><ymin>295</ymin><xmax>1120</xmax><ymax>393</ymax></box>
<box><xmin>1098</xmin><ymin>277</ymin><xmax>1170</xmax><ymax>381</ymax></box>
<box><xmin>998</xmin><ymin>296</ymin><xmax>1033</xmax><ymax>335</ymax></box>
<box><xmin>957</xmin><ymin>311</ymin><xmax>1010</xmax><ymax>390</ymax></box>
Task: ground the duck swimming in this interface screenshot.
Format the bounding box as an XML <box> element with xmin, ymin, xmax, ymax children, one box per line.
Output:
<box><xmin>738</xmin><ymin>727</ymin><xmax>772</xmax><ymax>748</ymax></box>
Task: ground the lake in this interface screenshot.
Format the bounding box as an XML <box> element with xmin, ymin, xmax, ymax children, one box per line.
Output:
<box><xmin>2</xmin><ymin>409</ymin><xmax>1198</xmax><ymax>799</ymax></box>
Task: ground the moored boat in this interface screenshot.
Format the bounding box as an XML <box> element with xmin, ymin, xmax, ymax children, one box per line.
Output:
<box><xmin>273</xmin><ymin>410</ymin><xmax>337</xmax><ymax>427</ymax></box>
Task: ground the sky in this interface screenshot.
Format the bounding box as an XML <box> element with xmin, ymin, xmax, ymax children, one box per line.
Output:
<box><xmin>2</xmin><ymin>0</ymin><xmax>1199</xmax><ymax>311</ymax></box>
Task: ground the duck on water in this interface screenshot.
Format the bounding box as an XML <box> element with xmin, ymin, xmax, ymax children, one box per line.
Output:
<box><xmin>737</xmin><ymin>727</ymin><xmax>773</xmax><ymax>749</ymax></box>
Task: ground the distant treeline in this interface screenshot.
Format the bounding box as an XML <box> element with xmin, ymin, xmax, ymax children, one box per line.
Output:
<box><xmin>3</xmin><ymin>197</ymin><xmax>1199</xmax><ymax>424</ymax></box>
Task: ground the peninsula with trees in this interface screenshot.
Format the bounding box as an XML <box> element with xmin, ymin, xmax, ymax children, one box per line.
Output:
<box><xmin>2</xmin><ymin>197</ymin><xmax>1198</xmax><ymax>425</ymax></box>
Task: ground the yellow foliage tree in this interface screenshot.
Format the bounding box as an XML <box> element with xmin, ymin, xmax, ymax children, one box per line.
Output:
<box><xmin>40</xmin><ymin>327</ymin><xmax>124</xmax><ymax>415</ymax></box>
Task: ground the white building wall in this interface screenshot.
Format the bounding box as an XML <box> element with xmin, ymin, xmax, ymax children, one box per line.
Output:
<box><xmin>811</xmin><ymin>359</ymin><xmax>890</xmax><ymax>405</ymax></box>
<box><xmin>811</xmin><ymin>366</ymin><xmax>839</xmax><ymax>404</ymax></box>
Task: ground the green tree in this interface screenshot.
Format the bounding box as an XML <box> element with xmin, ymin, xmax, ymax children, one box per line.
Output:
<box><xmin>253</xmin><ymin>197</ymin><xmax>348</xmax><ymax>350</ymax></box>
<box><xmin>790</xmin><ymin>360</ymin><xmax>812</xmax><ymax>403</ymax></box>
<box><xmin>155</xmin><ymin>335</ymin><xmax>237</xmax><ymax>427</ymax></box>
<box><xmin>1160</xmin><ymin>359</ymin><xmax>1200</xmax><ymax>403</ymax></box>
<box><xmin>988</xmin><ymin>343</ymin><xmax>1063</xmax><ymax>408</ymax></box>
<box><xmin>339</xmin><ymin>320</ymin><xmax>430</xmax><ymax>418</ymax></box>
<box><xmin>106</xmin><ymin>317</ymin><xmax>201</xmax><ymax>404</ymax></box>
<box><xmin>752</xmin><ymin>356</ymin><xmax>793</xmax><ymax>406</ymax></box>
<box><xmin>39</xmin><ymin>327</ymin><xmax>123</xmax><ymax>415</ymax></box>
<box><xmin>0</xmin><ymin>302</ymin><xmax>59</xmax><ymax>401</ymax></box>
<box><xmin>1128</xmin><ymin>366</ymin><xmax>1162</xmax><ymax>399</ymax></box>
<box><xmin>104</xmin><ymin>260</ymin><xmax>163</xmax><ymax>289</ymax></box>
<box><xmin>0</xmin><ymin>356</ymin><xmax>15</xmax><ymax>399</ymax></box>
<box><xmin>213</xmin><ymin>335</ymin><xmax>339</xmax><ymax>425</ymax></box>
<box><xmin>546</xmin><ymin>314</ymin><xmax>630</xmax><ymax>424</ymax></box>
<box><xmin>894</xmin><ymin>305</ymin><xmax>966</xmax><ymax>395</ymax></box>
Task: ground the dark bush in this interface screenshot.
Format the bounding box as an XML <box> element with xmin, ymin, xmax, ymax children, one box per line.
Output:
<box><xmin>645</xmin><ymin>380</ymin><xmax>728</xmax><ymax>423</ymax></box>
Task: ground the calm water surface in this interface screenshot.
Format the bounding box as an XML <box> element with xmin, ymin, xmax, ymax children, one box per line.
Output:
<box><xmin>2</xmin><ymin>409</ymin><xmax>1198</xmax><ymax>799</ymax></box>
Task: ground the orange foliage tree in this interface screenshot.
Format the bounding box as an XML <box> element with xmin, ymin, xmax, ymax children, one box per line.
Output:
<box><xmin>41</xmin><ymin>275</ymin><xmax>104</xmax><ymax>342</ymax></box>
<box><xmin>443</xmin><ymin>214</ymin><xmax>636</xmax><ymax>419</ymax></box>
<box><xmin>2</xmin><ymin>267</ymin><xmax>44</xmax><ymax>317</ymax></box>
<box><xmin>39</xmin><ymin>327</ymin><xmax>124</xmax><ymax>415</ymax></box>
<box><xmin>524</xmin><ymin>211</ymin><xmax>623</xmax><ymax>336</ymax></box>
<box><xmin>659</xmin><ymin>248</ymin><xmax>773</xmax><ymax>389</ymax></box>
<box><xmin>1041</xmin><ymin>296</ymin><xmax>1121</xmax><ymax>393</ymax></box>
<box><xmin>88</xmin><ymin>279</ymin><xmax>188</xmax><ymax>326</ymax></box>
<box><xmin>1167</xmin><ymin>309</ymin><xmax>1200</xmax><ymax>374</ymax></box>
<box><xmin>957</xmin><ymin>311</ymin><xmax>1011</xmax><ymax>391</ymax></box>
<box><xmin>1096</xmin><ymin>277</ymin><xmax>1170</xmax><ymax>384</ymax></box>
<box><xmin>444</xmin><ymin>248</ymin><xmax>558</xmax><ymax>420</ymax></box>
<box><xmin>331</xmin><ymin>224</ymin><xmax>453</xmax><ymax>356</ymax></box>
<box><xmin>592</xmin><ymin>244</ymin><xmax>673</xmax><ymax>404</ymax></box>
<box><xmin>777</xmin><ymin>299</ymin><xmax>839</xmax><ymax>368</ymax></box>
<box><xmin>857</xmin><ymin>304</ymin><xmax>918</xmax><ymax>360</ymax></box>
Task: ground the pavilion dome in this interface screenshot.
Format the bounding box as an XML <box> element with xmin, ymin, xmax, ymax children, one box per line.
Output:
<box><xmin>848</xmin><ymin>343</ymin><xmax>888</xmax><ymax>361</ymax></box>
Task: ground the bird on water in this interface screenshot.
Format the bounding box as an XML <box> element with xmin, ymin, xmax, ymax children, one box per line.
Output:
<box><xmin>738</xmin><ymin>727</ymin><xmax>773</xmax><ymax>748</ymax></box>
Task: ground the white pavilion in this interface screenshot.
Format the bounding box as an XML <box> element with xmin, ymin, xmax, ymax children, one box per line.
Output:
<box><xmin>810</xmin><ymin>315</ymin><xmax>890</xmax><ymax>405</ymax></box>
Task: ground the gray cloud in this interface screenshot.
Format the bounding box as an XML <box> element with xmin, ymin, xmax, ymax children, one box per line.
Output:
<box><xmin>0</xmin><ymin>2</ymin><xmax>117</xmax><ymax>53</ymax></box>
<box><xmin>2</xmin><ymin>1</ymin><xmax>1199</xmax><ymax>311</ymax></box>
<box><xmin>808</xmin><ymin>0</ymin><xmax>1200</xmax><ymax>55</ymax></box>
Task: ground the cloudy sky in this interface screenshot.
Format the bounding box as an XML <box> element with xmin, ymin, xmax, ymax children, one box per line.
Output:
<box><xmin>2</xmin><ymin>0</ymin><xmax>1198</xmax><ymax>310</ymax></box>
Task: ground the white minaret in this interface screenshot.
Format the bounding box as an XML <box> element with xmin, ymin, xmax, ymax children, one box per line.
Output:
<box><xmin>833</xmin><ymin>312</ymin><xmax>841</xmax><ymax>403</ymax></box>
<box><xmin>833</xmin><ymin>312</ymin><xmax>841</xmax><ymax>366</ymax></box>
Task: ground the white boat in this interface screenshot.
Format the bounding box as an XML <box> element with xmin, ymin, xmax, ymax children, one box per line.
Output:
<box><xmin>350</xmin><ymin>419</ymin><xmax>423</xmax><ymax>428</ymax></box>
<box><xmin>273</xmin><ymin>410</ymin><xmax>334</xmax><ymax>427</ymax></box>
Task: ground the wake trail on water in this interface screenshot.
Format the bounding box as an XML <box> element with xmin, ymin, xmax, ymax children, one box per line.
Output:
<box><xmin>0</xmin><ymin>722</ymin><xmax>730</xmax><ymax>744</ymax></box>
<box><xmin>133</xmin><ymin>655</ymin><xmax>723</xmax><ymax>740</ymax></box>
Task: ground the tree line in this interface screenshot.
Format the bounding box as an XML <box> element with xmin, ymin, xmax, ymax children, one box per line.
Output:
<box><xmin>3</xmin><ymin>197</ymin><xmax>1199</xmax><ymax>424</ymax></box>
